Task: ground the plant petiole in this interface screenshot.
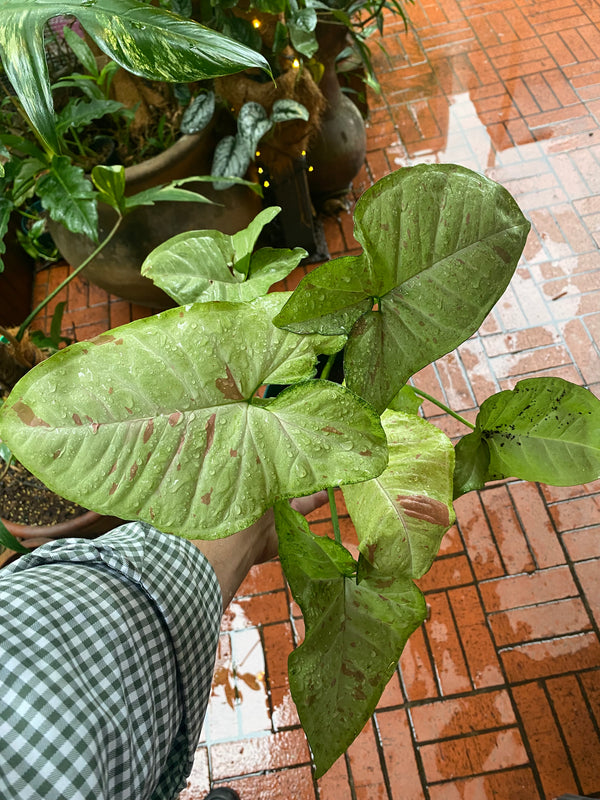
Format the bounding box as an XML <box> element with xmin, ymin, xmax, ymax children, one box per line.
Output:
<box><xmin>412</xmin><ymin>386</ymin><xmax>476</xmax><ymax>430</ymax></box>
<box><xmin>16</xmin><ymin>213</ymin><xmax>123</xmax><ymax>341</ymax></box>
<box><xmin>327</xmin><ymin>487</ymin><xmax>341</xmax><ymax>545</ymax></box>
<box><xmin>320</xmin><ymin>353</ymin><xmax>336</xmax><ymax>381</ymax></box>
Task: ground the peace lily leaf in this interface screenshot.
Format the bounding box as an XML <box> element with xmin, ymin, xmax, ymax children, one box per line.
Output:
<box><xmin>0</xmin><ymin>295</ymin><xmax>385</xmax><ymax>539</ymax></box>
<box><xmin>464</xmin><ymin>377</ymin><xmax>600</xmax><ymax>487</ymax></box>
<box><xmin>0</xmin><ymin>519</ymin><xmax>29</xmax><ymax>556</ymax></box>
<box><xmin>275</xmin><ymin>501</ymin><xmax>425</xmax><ymax>777</ymax></box>
<box><xmin>342</xmin><ymin>411</ymin><xmax>455</xmax><ymax>580</ymax></box>
<box><xmin>0</xmin><ymin>0</ymin><xmax>270</xmax><ymax>152</ymax></box>
<box><xmin>144</xmin><ymin>238</ymin><xmax>305</xmax><ymax>304</ymax></box>
<box><xmin>276</xmin><ymin>164</ymin><xmax>530</xmax><ymax>412</ymax></box>
<box><xmin>387</xmin><ymin>384</ymin><xmax>423</xmax><ymax>414</ymax></box>
<box><xmin>36</xmin><ymin>156</ymin><xmax>98</xmax><ymax>242</ymax></box>
<box><xmin>453</xmin><ymin>431</ymin><xmax>490</xmax><ymax>498</ymax></box>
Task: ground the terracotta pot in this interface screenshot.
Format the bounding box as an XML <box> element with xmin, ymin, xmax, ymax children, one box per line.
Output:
<box><xmin>307</xmin><ymin>19</ymin><xmax>367</xmax><ymax>205</ymax></box>
<box><xmin>0</xmin><ymin>510</ymin><xmax>124</xmax><ymax>568</ymax></box>
<box><xmin>48</xmin><ymin>128</ymin><xmax>263</xmax><ymax>308</ymax></box>
<box><xmin>0</xmin><ymin>223</ymin><xmax>34</xmax><ymax>327</ymax></box>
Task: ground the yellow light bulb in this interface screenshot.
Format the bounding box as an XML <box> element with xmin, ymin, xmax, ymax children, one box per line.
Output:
<box><xmin>255</xmin><ymin>150</ymin><xmax>261</xmax><ymax>158</ymax></box>
<box><xmin>258</xmin><ymin>167</ymin><xmax>264</xmax><ymax>174</ymax></box>
<box><xmin>292</xmin><ymin>58</ymin><xmax>300</xmax><ymax>69</ymax></box>
<box><xmin>263</xmin><ymin>180</ymin><xmax>270</xmax><ymax>188</ymax></box>
<box><xmin>252</xmin><ymin>18</ymin><xmax>261</xmax><ymax>28</ymax></box>
<box><xmin>301</xmin><ymin>150</ymin><xmax>306</xmax><ymax>156</ymax></box>
<box><xmin>308</xmin><ymin>165</ymin><xmax>314</xmax><ymax>172</ymax></box>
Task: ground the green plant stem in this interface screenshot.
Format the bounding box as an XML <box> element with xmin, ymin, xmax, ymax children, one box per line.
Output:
<box><xmin>412</xmin><ymin>386</ymin><xmax>476</xmax><ymax>430</ymax></box>
<box><xmin>17</xmin><ymin>214</ymin><xmax>123</xmax><ymax>341</ymax></box>
<box><xmin>327</xmin><ymin>487</ymin><xmax>341</xmax><ymax>545</ymax></box>
<box><xmin>320</xmin><ymin>353</ymin><xmax>336</xmax><ymax>381</ymax></box>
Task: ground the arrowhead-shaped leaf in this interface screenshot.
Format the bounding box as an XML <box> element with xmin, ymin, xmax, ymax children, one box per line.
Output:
<box><xmin>455</xmin><ymin>377</ymin><xmax>600</xmax><ymax>489</ymax></box>
<box><xmin>342</xmin><ymin>411</ymin><xmax>455</xmax><ymax>580</ymax></box>
<box><xmin>91</xmin><ymin>165</ymin><xmax>127</xmax><ymax>213</ymax></box>
<box><xmin>0</xmin><ymin>0</ymin><xmax>270</xmax><ymax>152</ymax></box>
<box><xmin>275</xmin><ymin>164</ymin><xmax>531</xmax><ymax>412</ymax></box>
<box><xmin>232</xmin><ymin>206</ymin><xmax>281</xmax><ymax>278</ymax></box>
<box><xmin>275</xmin><ymin>501</ymin><xmax>426</xmax><ymax>777</ymax></box>
<box><xmin>0</xmin><ymin>295</ymin><xmax>388</xmax><ymax>538</ymax></box>
<box><xmin>273</xmin><ymin>254</ymin><xmax>373</xmax><ymax>334</ymax></box>
<box><xmin>142</xmin><ymin>230</ymin><xmax>305</xmax><ymax>304</ymax></box>
<box><xmin>211</xmin><ymin>135</ymin><xmax>252</xmax><ymax>189</ymax></box>
<box><xmin>36</xmin><ymin>156</ymin><xmax>98</xmax><ymax>242</ymax></box>
<box><xmin>237</xmin><ymin>102</ymin><xmax>272</xmax><ymax>158</ymax></box>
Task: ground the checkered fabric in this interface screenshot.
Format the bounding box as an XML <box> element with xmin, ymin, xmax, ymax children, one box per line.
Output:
<box><xmin>0</xmin><ymin>521</ymin><xmax>222</xmax><ymax>799</ymax></box>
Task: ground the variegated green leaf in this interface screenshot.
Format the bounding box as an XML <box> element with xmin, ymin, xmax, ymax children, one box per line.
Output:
<box><xmin>342</xmin><ymin>411</ymin><xmax>455</xmax><ymax>580</ymax></box>
<box><xmin>0</xmin><ymin>295</ymin><xmax>386</xmax><ymax>539</ymax></box>
<box><xmin>275</xmin><ymin>165</ymin><xmax>530</xmax><ymax>412</ymax></box>
<box><xmin>276</xmin><ymin>501</ymin><xmax>425</xmax><ymax>777</ymax></box>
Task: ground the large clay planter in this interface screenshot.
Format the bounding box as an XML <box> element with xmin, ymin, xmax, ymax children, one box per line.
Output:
<box><xmin>0</xmin><ymin>511</ymin><xmax>124</xmax><ymax>568</ymax></box>
<box><xmin>0</xmin><ymin>223</ymin><xmax>34</xmax><ymax>327</ymax></box>
<box><xmin>49</xmin><ymin>127</ymin><xmax>262</xmax><ymax>308</ymax></box>
<box><xmin>307</xmin><ymin>19</ymin><xmax>367</xmax><ymax>205</ymax></box>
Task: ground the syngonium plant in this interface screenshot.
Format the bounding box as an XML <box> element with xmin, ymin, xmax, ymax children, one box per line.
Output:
<box><xmin>1</xmin><ymin>164</ymin><xmax>600</xmax><ymax>775</ymax></box>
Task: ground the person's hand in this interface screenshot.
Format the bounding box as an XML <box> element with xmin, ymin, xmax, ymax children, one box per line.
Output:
<box><xmin>192</xmin><ymin>490</ymin><xmax>329</xmax><ymax>607</ymax></box>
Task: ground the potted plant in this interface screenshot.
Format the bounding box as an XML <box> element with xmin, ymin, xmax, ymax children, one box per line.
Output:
<box><xmin>2</xmin><ymin>163</ymin><xmax>598</xmax><ymax>775</ymax></box>
<box><xmin>0</xmin><ymin>0</ymin><xmax>271</xmax><ymax>304</ymax></box>
<box><xmin>186</xmin><ymin>0</ymin><xmax>412</xmax><ymax>203</ymax></box>
<box><xmin>0</xmin><ymin>197</ymin><xmax>304</xmax><ymax>560</ymax></box>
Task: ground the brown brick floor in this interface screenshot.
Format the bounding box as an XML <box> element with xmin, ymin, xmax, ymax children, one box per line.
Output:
<box><xmin>30</xmin><ymin>0</ymin><xmax>600</xmax><ymax>795</ymax></box>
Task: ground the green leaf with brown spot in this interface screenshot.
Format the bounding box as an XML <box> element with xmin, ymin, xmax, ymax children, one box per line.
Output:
<box><xmin>275</xmin><ymin>501</ymin><xmax>425</xmax><ymax>777</ymax></box>
<box><xmin>342</xmin><ymin>411</ymin><xmax>455</xmax><ymax>580</ymax></box>
<box><xmin>275</xmin><ymin>165</ymin><xmax>530</xmax><ymax>412</ymax></box>
<box><xmin>0</xmin><ymin>295</ymin><xmax>389</xmax><ymax>539</ymax></box>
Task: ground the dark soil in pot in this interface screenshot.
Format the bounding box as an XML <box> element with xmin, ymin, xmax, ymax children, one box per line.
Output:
<box><xmin>1</xmin><ymin>460</ymin><xmax>86</xmax><ymax>526</ymax></box>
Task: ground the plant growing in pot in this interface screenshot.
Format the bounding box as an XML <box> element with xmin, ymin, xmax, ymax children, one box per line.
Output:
<box><xmin>0</xmin><ymin>193</ymin><xmax>301</xmax><ymax>557</ymax></box>
<box><xmin>0</xmin><ymin>0</ymin><xmax>271</xmax><ymax>549</ymax></box>
<box><xmin>0</xmin><ymin>0</ymin><xmax>271</xmax><ymax>305</ymax></box>
<box><xmin>185</xmin><ymin>0</ymin><xmax>414</xmax><ymax>212</ymax></box>
<box><xmin>1</xmin><ymin>164</ymin><xmax>599</xmax><ymax>774</ymax></box>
